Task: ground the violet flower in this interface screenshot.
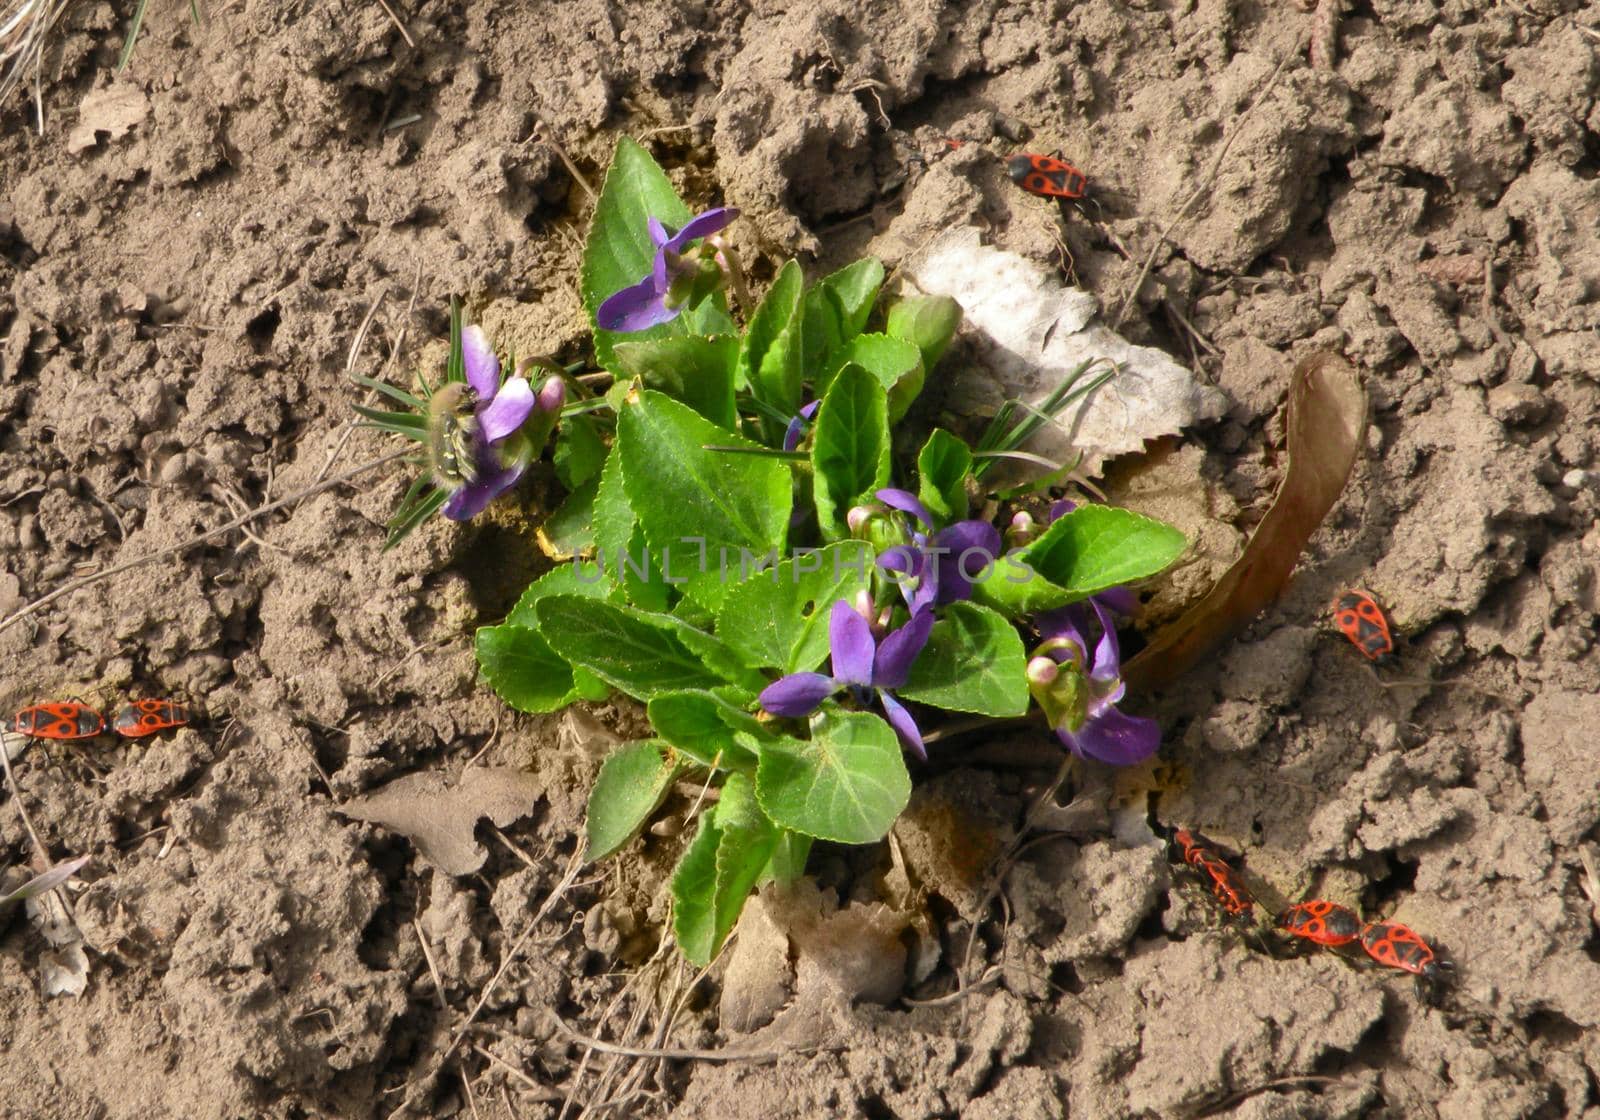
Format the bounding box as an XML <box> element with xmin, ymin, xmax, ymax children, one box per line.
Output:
<box><xmin>1027</xmin><ymin>598</ymin><xmax>1159</xmax><ymax>766</ymax></box>
<box><xmin>874</xmin><ymin>488</ymin><xmax>1002</xmax><ymax>612</ymax></box>
<box><xmin>596</xmin><ymin>207</ymin><xmax>739</xmax><ymax>332</ymax></box>
<box><xmin>759</xmin><ymin>599</ymin><xmax>934</xmax><ymax>758</ymax></box>
<box><xmin>782</xmin><ymin>400</ymin><xmax>820</xmax><ymax>452</ymax></box>
<box><xmin>438</xmin><ymin>326</ymin><xmax>564</xmax><ymax>521</ymax></box>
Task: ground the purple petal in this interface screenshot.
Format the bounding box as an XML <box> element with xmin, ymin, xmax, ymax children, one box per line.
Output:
<box><xmin>440</xmin><ymin>461</ymin><xmax>525</xmax><ymax>522</ymax></box>
<box><xmin>783</xmin><ymin>416</ymin><xmax>806</xmax><ymax>452</ymax></box>
<box><xmin>877</xmin><ymin>691</ymin><xmax>925</xmax><ymax>760</ymax></box>
<box><xmin>1036</xmin><ymin>607</ymin><xmax>1089</xmax><ymax>665</ymax></box>
<box><xmin>1047</xmin><ymin>498</ymin><xmax>1077</xmax><ymax>524</ymax></box>
<box><xmin>1094</xmin><ymin>586</ymin><xmax>1139</xmax><ymax>617</ymax></box>
<box><xmin>662</xmin><ymin>207</ymin><xmax>738</xmax><ymax>253</ymax></box>
<box><xmin>828</xmin><ymin>600</ymin><xmax>876</xmax><ymax>686</ymax></box>
<box><xmin>597</xmin><ymin>278</ymin><xmax>678</xmax><ymax>333</ymax></box>
<box><xmin>1059</xmin><ymin>708</ymin><xmax>1161</xmax><ymax>767</ymax></box>
<box><xmin>933</xmin><ymin>520</ymin><xmax>1002</xmax><ymax>603</ymax></box>
<box><xmin>647</xmin><ymin>216</ymin><xmax>672</xmax><ymax>249</ymax></box>
<box><xmin>877</xmin><ymin>544</ymin><xmax>924</xmax><ymax>578</ymax></box>
<box><xmin>1087</xmin><ymin>599</ymin><xmax>1122</xmax><ymax>683</ymax></box>
<box><xmin>799</xmin><ymin>400</ymin><xmax>820</xmax><ymax>420</ymax></box>
<box><xmin>478</xmin><ymin>377</ymin><xmax>536</xmax><ymax>442</ymax></box>
<box><xmin>875</xmin><ymin>488</ymin><xmax>933</xmax><ymax>529</ymax></box>
<box><xmin>759</xmin><ymin>673</ymin><xmax>837</xmax><ymax>718</ymax></box>
<box><xmin>873</xmin><ymin>607</ymin><xmax>933</xmax><ymax>689</ymax></box>
<box><xmin>461</xmin><ymin>325</ymin><xmax>500</xmax><ymax>398</ymax></box>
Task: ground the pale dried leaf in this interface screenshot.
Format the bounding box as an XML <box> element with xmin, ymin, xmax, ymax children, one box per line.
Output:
<box><xmin>338</xmin><ymin>767</ymin><xmax>543</xmax><ymax>875</ymax></box>
<box><xmin>40</xmin><ymin>942</ymin><xmax>89</xmax><ymax>998</ymax></box>
<box><xmin>67</xmin><ymin>84</ymin><xmax>150</xmax><ymax>155</ymax></box>
<box><xmin>25</xmin><ymin>881</ymin><xmax>79</xmax><ymax>948</ymax></box>
<box><xmin>907</xmin><ymin>227</ymin><xmax>1226</xmax><ymax>476</ymax></box>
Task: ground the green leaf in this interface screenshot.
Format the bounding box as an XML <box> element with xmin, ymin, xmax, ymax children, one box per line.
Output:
<box><xmin>585</xmin><ymin>740</ymin><xmax>683</xmax><ymax>862</ymax></box>
<box><xmin>618</xmin><ymin>391</ymin><xmax>791</xmax><ymax>610</ymax></box>
<box><xmin>886</xmin><ymin>294</ymin><xmax>962</xmax><ymax>375</ymax></box>
<box><xmin>916</xmin><ymin>429</ymin><xmax>972</xmax><ymax>523</ymax></box>
<box><xmin>581</xmin><ymin>137</ymin><xmax>727</xmax><ymax>375</ymax></box>
<box><xmin>760</xmin><ymin>831</ymin><xmax>813</xmax><ymax>885</ymax></box>
<box><xmin>740</xmin><ymin>259</ymin><xmax>805</xmax><ymax>418</ymax></box>
<box><xmin>534</xmin><ymin>595</ymin><xmax>729</xmax><ymax>700</ymax></box>
<box><xmin>538</xmin><ymin>475</ymin><xmax>599</xmax><ymax>560</ymax></box>
<box><xmin>821</xmin><ymin>333</ymin><xmax>922</xmax><ymax>413</ymax></box>
<box><xmin>1020</xmin><ymin>505</ymin><xmax>1189</xmax><ymax>601</ymax></box>
<box><xmin>970</xmin><ymin>554</ymin><xmax>1075</xmax><ymax>616</ymax></box>
<box><xmin>613</xmin><ymin>335</ymin><xmax>739</xmax><ymax>430</ymax></box>
<box><xmin>593</xmin><ymin>447</ymin><xmax>669</xmax><ymax>608</ymax></box>
<box><xmin>716</xmin><ymin>541</ymin><xmax>875</xmax><ymax>673</ymax></box>
<box><xmin>479</xmin><ymin>565</ymin><xmax>616</xmax><ymax>712</ymax></box>
<box><xmin>898</xmin><ymin>601</ymin><xmax>1029</xmax><ymax>717</ymax></box>
<box><xmin>810</xmin><ymin>365</ymin><xmax>890</xmax><ymax>541</ymax></box>
<box><xmin>755</xmin><ymin>710</ymin><xmax>911</xmax><ymax>844</ymax></box>
<box><xmin>801</xmin><ymin>259</ymin><xmax>885</xmax><ymax>382</ymax></box>
<box><xmin>475</xmin><ymin>625</ymin><xmax>580</xmax><ymax>714</ymax></box>
<box><xmin>672</xmin><ymin>772</ymin><xmax>779</xmax><ymax>966</ymax></box>
<box><xmin>647</xmin><ymin>690</ymin><xmax>765</xmax><ymax>770</ymax></box>
<box><xmin>554</xmin><ymin>414</ymin><xmax>608</xmax><ymax>491</ymax></box>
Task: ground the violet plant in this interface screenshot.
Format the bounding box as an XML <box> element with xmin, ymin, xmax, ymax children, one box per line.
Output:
<box><xmin>464</xmin><ymin>138</ymin><xmax>1189</xmax><ymax>965</ymax></box>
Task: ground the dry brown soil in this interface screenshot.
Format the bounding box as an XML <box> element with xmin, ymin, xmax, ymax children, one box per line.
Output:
<box><xmin>2</xmin><ymin>1</ymin><xmax>1599</xmax><ymax>1117</ymax></box>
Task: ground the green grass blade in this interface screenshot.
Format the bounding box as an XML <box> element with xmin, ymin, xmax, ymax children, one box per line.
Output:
<box><xmin>116</xmin><ymin>0</ymin><xmax>151</xmax><ymax>73</ymax></box>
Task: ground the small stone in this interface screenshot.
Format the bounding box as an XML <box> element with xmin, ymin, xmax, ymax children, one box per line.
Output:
<box><xmin>1485</xmin><ymin>383</ymin><xmax>1548</xmax><ymax>426</ymax></box>
<box><xmin>993</xmin><ymin>115</ymin><xmax>1030</xmax><ymax>143</ymax></box>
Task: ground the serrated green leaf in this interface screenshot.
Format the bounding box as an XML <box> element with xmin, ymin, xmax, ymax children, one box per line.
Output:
<box><xmin>820</xmin><ymin>333</ymin><xmax>922</xmax><ymax>411</ymax></box>
<box><xmin>1020</xmin><ymin>505</ymin><xmax>1189</xmax><ymax>601</ymax></box>
<box><xmin>554</xmin><ymin>413</ymin><xmax>608</xmax><ymax>490</ymax></box>
<box><xmin>716</xmin><ymin>541</ymin><xmax>875</xmax><ymax>673</ymax></box>
<box><xmin>755</xmin><ymin>710</ymin><xmax>911</xmax><ymax>844</ymax></box>
<box><xmin>538</xmin><ymin>475</ymin><xmax>599</xmax><ymax>561</ymax></box>
<box><xmin>478</xmin><ymin>567</ymin><xmax>616</xmax><ymax>711</ymax></box>
<box><xmin>759</xmin><ymin>831</ymin><xmax>813</xmax><ymax>886</ymax></box>
<box><xmin>970</xmin><ymin>553</ymin><xmax>1076</xmax><ymax>615</ymax></box>
<box><xmin>886</xmin><ymin>294</ymin><xmax>962</xmax><ymax>376</ymax></box>
<box><xmin>618</xmin><ymin>390</ymin><xmax>791</xmax><ymax>610</ymax></box>
<box><xmin>585</xmin><ymin>740</ymin><xmax>683</xmax><ymax>861</ymax></box>
<box><xmin>916</xmin><ymin>429</ymin><xmax>972</xmax><ymax>523</ymax></box>
<box><xmin>646</xmin><ymin>690</ymin><xmax>765</xmax><ymax>770</ymax></box>
<box><xmin>811</xmin><ymin>365</ymin><xmax>890</xmax><ymax>541</ymax></box>
<box><xmin>534</xmin><ymin>595</ymin><xmax>729</xmax><ymax>700</ymax></box>
<box><xmin>801</xmin><ymin>259</ymin><xmax>885</xmax><ymax>384</ymax></box>
<box><xmin>475</xmin><ymin>625</ymin><xmax>579</xmax><ymax>713</ymax></box>
<box><xmin>613</xmin><ymin>335</ymin><xmax>739</xmax><ymax>430</ymax></box>
<box><xmin>897</xmin><ymin>601</ymin><xmax>1029</xmax><ymax>716</ymax></box>
<box><xmin>672</xmin><ymin>772</ymin><xmax>778</xmax><ymax>965</ymax></box>
<box><xmin>740</xmin><ymin>259</ymin><xmax>805</xmax><ymax>421</ymax></box>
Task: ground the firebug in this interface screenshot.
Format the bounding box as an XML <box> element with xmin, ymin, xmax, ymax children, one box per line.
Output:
<box><xmin>6</xmin><ymin>702</ymin><xmax>106</xmax><ymax>740</ymax></box>
<box><xmin>1006</xmin><ymin>153</ymin><xmax>1088</xmax><ymax>200</ymax></box>
<box><xmin>1169</xmin><ymin>827</ymin><xmax>1256</xmax><ymax>918</ymax></box>
<box><xmin>1359</xmin><ymin>921</ymin><xmax>1439</xmax><ymax>980</ymax></box>
<box><xmin>1332</xmin><ymin>589</ymin><xmax>1395</xmax><ymax>663</ymax></box>
<box><xmin>1277</xmin><ymin>900</ymin><xmax>1363</xmax><ymax>948</ymax></box>
<box><xmin>112</xmin><ymin>699</ymin><xmax>191</xmax><ymax>738</ymax></box>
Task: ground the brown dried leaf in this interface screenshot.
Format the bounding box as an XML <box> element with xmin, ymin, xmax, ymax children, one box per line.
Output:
<box><xmin>1124</xmin><ymin>351</ymin><xmax>1366</xmax><ymax>692</ymax></box>
<box><xmin>339</xmin><ymin>767</ymin><xmax>543</xmax><ymax>875</ymax></box>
